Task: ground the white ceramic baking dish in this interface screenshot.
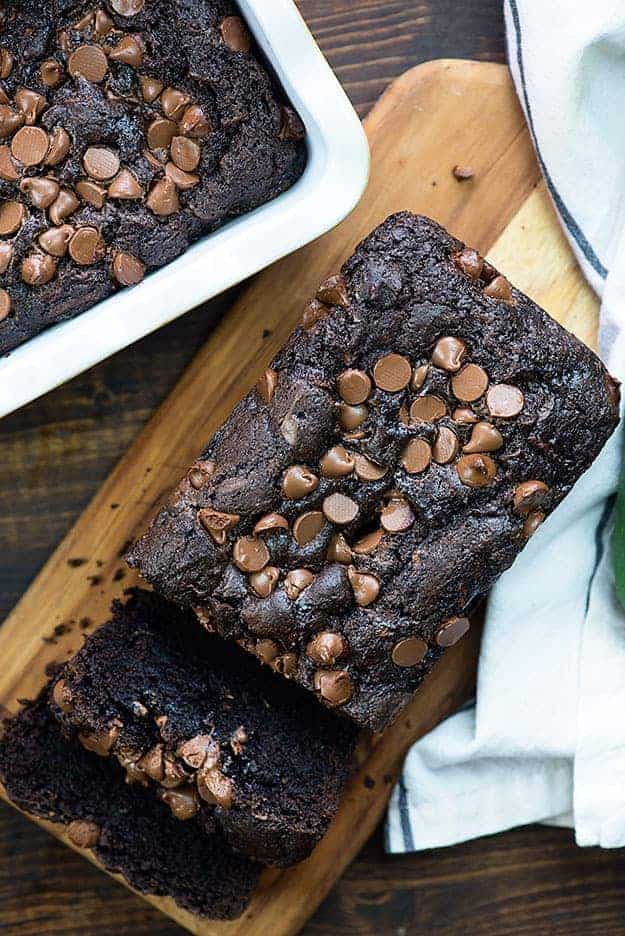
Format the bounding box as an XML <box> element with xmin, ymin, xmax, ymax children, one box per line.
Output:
<box><xmin>0</xmin><ymin>0</ymin><xmax>369</xmax><ymax>418</ymax></box>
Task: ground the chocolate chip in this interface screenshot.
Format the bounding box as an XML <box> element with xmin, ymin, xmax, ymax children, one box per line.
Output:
<box><xmin>293</xmin><ymin>511</ymin><xmax>326</xmax><ymax>546</ymax></box>
<box><xmin>160</xmin><ymin>87</ymin><xmax>191</xmax><ymax>120</ymax></box>
<box><xmin>165</xmin><ymin>162</ymin><xmax>199</xmax><ymax>190</ymax></box>
<box><xmin>320</xmin><ymin>445</ymin><xmax>354</xmax><ymax>478</ymax></box>
<box><xmin>68</xmin><ymin>44</ymin><xmax>109</xmax><ymax>82</ymax></box>
<box><xmin>108</xmin><ymin>168</ymin><xmax>143</xmax><ymax>199</ymax></box>
<box><xmin>463</xmin><ymin>421</ymin><xmax>503</xmax><ymax>453</ymax></box>
<box><xmin>327</xmin><ymin>533</ymin><xmax>353</xmax><ymax>563</ymax></box>
<box><xmin>11</xmin><ymin>126</ymin><xmax>48</xmax><ymax>166</ymax></box>
<box><xmin>255</xmin><ymin>638</ymin><xmax>281</xmax><ymax>664</ymax></box>
<box><xmin>373</xmin><ymin>353</ymin><xmax>412</xmax><ymax>391</ymax></box>
<box><xmin>40</xmin><ymin>59</ymin><xmax>64</xmax><ymax>87</ymax></box>
<box><xmin>45</xmin><ymin>127</ymin><xmax>71</xmax><ymax>166</ymax></box>
<box><xmin>21</xmin><ymin>252</ymin><xmax>57</xmax><ymax>286</ymax></box>
<box><xmin>20</xmin><ymin>176</ymin><xmax>59</xmax><ymax>209</ymax></box>
<box><xmin>314</xmin><ymin>669</ymin><xmax>353</xmax><ymax>706</ymax></box>
<box><xmin>94</xmin><ymin>8</ymin><xmax>115</xmax><ymax>35</ymax></box>
<box><xmin>323</xmin><ymin>492</ymin><xmax>359</xmax><ymax>525</ymax></box>
<box><xmin>513</xmin><ymin>480</ymin><xmax>549</xmax><ymax>515</ymax></box>
<box><xmin>282</xmin><ymin>464</ymin><xmax>319</xmax><ymax>499</ymax></box>
<box><xmin>347</xmin><ymin>566</ymin><xmax>380</xmax><ymax>606</ymax></box>
<box><xmin>339</xmin><ymin>403</ymin><xmax>368</xmax><ymax>431</ymax></box>
<box><xmin>67</xmin><ymin>819</ymin><xmax>100</xmax><ymax>849</ymax></box>
<box><xmin>354</xmin><ymin>454</ymin><xmax>387</xmax><ymax>481</ymax></box>
<box><xmin>307</xmin><ymin>631</ymin><xmax>347</xmax><ymax>666</ymax></box>
<box><xmin>0</xmin><ymin>105</ymin><xmax>24</xmax><ymax>140</ymax></box>
<box><xmin>178</xmin><ymin>734</ymin><xmax>218</xmax><ymax>770</ymax></box>
<box><xmin>402</xmin><ymin>438</ymin><xmax>431</xmax><ymax>474</ymax></box>
<box><xmin>112</xmin><ymin>251</ymin><xmax>145</xmax><ymax>286</ymax></box>
<box><xmin>198</xmin><ymin>507</ymin><xmax>239</xmax><ymax>544</ymax></box>
<box><xmin>392</xmin><ymin>636</ymin><xmax>428</xmax><ymax>667</ymax></box>
<box><xmin>139</xmin><ymin>75</ymin><xmax>164</xmax><ymax>102</ymax></box>
<box><xmin>69</xmin><ymin>226</ymin><xmax>105</xmax><ymax>265</ymax></box>
<box><xmin>170</xmin><ymin>135</ymin><xmax>201</xmax><ymax>172</ymax></box>
<box><xmin>233</xmin><ymin>535</ymin><xmax>269</xmax><ymax>573</ymax></box>
<box><xmin>0</xmin><ymin>200</ymin><xmax>24</xmax><ymax>235</ymax></box>
<box><xmin>109</xmin><ymin>34</ymin><xmax>144</xmax><ymax>68</ymax></box>
<box><xmin>484</xmin><ymin>275</ymin><xmax>513</xmax><ymax>301</ymax></box>
<box><xmin>110</xmin><ymin>0</ymin><xmax>145</xmax><ymax>15</ymax></box>
<box><xmin>0</xmin><ymin>145</ymin><xmax>18</xmax><ymax>181</ymax></box>
<box><xmin>451</xmin><ymin>363</ymin><xmax>489</xmax><ymax>402</ymax></box>
<box><xmin>280</xmin><ymin>415</ymin><xmax>299</xmax><ymax>446</ymax></box>
<box><xmin>316</xmin><ymin>274</ymin><xmax>348</xmax><ymax>308</ymax></box>
<box><xmin>187</xmin><ymin>460</ymin><xmax>215</xmax><ymax>490</ymax></box>
<box><xmin>284</xmin><ymin>568</ymin><xmax>315</xmax><ymax>599</ymax></box>
<box><xmin>456</xmin><ymin>453</ymin><xmax>497</xmax><ymax>487</ymax></box>
<box><xmin>337</xmin><ymin>368</ymin><xmax>371</xmax><ymax>405</ymax></box>
<box><xmin>302</xmin><ymin>298</ymin><xmax>327</xmax><ymax>330</ymax></box>
<box><xmin>453</xmin><ymin>247</ymin><xmax>484</xmax><ymax>281</ymax></box>
<box><xmin>523</xmin><ymin>509</ymin><xmax>545</xmax><ymax>537</ymax></box>
<box><xmin>38</xmin><ymin>225</ymin><xmax>74</xmax><ymax>257</ymax></box>
<box><xmin>52</xmin><ymin>678</ymin><xmax>73</xmax><ymax>713</ymax></box>
<box><xmin>197</xmin><ymin>765</ymin><xmax>233</xmax><ymax>809</ymax></box>
<box><xmin>14</xmin><ymin>88</ymin><xmax>46</xmax><ymax>125</ymax></box>
<box><xmin>162</xmin><ymin>786</ymin><xmax>199</xmax><ymax>821</ymax></box>
<box><xmin>452</xmin><ymin>164</ymin><xmax>474</xmax><ymax>180</ymax></box>
<box><xmin>278</xmin><ymin>105</ymin><xmax>305</xmax><ymax>141</ymax></box>
<box><xmin>83</xmin><ymin>146</ymin><xmax>120</xmax><ymax>181</ymax></box>
<box><xmin>249</xmin><ymin>566</ymin><xmax>279</xmax><ymax>598</ymax></box>
<box><xmin>254</xmin><ymin>512</ymin><xmax>289</xmax><ymax>535</ymax></box>
<box><xmin>381</xmin><ymin>498</ymin><xmax>415</xmax><ymax>533</ymax></box>
<box><xmin>453</xmin><ymin>406</ymin><xmax>478</xmax><ymax>424</ymax></box>
<box><xmin>432</xmin><ymin>337</ymin><xmax>466</xmax><ymax>373</ymax></box>
<box><xmin>0</xmin><ymin>49</ymin><xmax>14</xmax><ymax>80</ymax></box>
<box><xmin>79</xmin><ymin>721</ymin><xmax>121</xmax><ymax>756</ymax></box>
<box><xmin>271</xmin><ymin>652</ymin><xmax>298</xmax><ymax>678</ymax></box>
<box><xmin>146</xmin><ymin>177</ymin><xmax>179</xmax><ymax>216</ymax></box>
<box><xmin>179</xmin><ymin>104</ymin><xmax>211</xmax><ymax>139</ymax></box>
<box><xmin>220</xmin><ymin>15</ymin><xmax>252</xmax><ymax>53</ymax></box>
<box><xmin>432</xmin><ymin>426</ymin><xmax>459</xmax><ymax>464</ymax></box>
<box><xmin>353</xmin><ymin>529</ymin><xmax>384</xmax><ymax>554</ymax></box>
<box><xmin>147</xmin><ymin>118</ymin><xmax>178</xmax><ymax>151</ymax></box>
<box><xmin>436</xmin><ymin>616</ymin><xmax>470</xmax><ymax>647</ymax></box>
<box><xmin>48</xmin><ymin>189</ymin><xmax>79</xmax><ymax>225</ymax></box>
<box><xmin>0</xmin><ymin>242</ymin><xmax>12</xmax><ymax>273</ymax></box>
<box><xmin>486</xmin><ymin>384</ymin><xmax>524</xmax><ymax>418</ymax></box>
<box><xmin>0</xmin><ymin>288</ymin><xmax>10</xmax><ymax>321</ymax></box>
<box><xmin>410</xmin><ymin>394</ymin><xmax>447</xmax><ymax>422</ymax></box>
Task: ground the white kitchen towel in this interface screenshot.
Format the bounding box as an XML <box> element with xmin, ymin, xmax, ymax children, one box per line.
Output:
<box><xmin>386</xmin><ymin>0</ymin><xmax>625</xmax><ymax>853</ymax></box>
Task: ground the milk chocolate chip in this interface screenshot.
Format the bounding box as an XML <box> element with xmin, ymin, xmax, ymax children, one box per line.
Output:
<box><xmin>162</xmin><ymin>786</ymin><xmax>200</xmax><ymax>821</ymax></box>
<box><xmin>451</xmin><ymin>364</ymin><xmax>489</xmax><ymax>402</ymax></box>
<box><xmin>69</xmin><ymin>227</ymin><xmax>105</xmax><ymax>265</ymax></box>
<box><xmin>146</xmin><ymin>178</ymin><xmax>180</xmax><ymax>216</ymax></box>
<box><xmin>314</xmin><ymin>669</ymin><xmax>353</xmax><ymax>706</ymax></box>
<box><xmin>337</xmin><ymin>368</ymin><xmax>371</xmax><ymax>405</ymax></box>
<box><xmin>282</xmin><ymin>465</ymin><xmax>319</xmax><ymax>499</ymax></box>
<box><xmin>373</xmin><ymin>353</ymin><xmax>412</xmax><ymax>392</ymax></box>
<box><xmin>110</xmin><ymin>0</ymin><xmax>145</xmax><ymax>16</ymax></box>
<box><xmin>381</xmin><ymin>498</ymin><xmax>415</xmax><ymax>533</ymax></box>
<box><xmin>402</xmin><ymin>438</ymin><xmax>431</xmax><ymax>474</ymax></box>
<box><xmin>0</xmin><ymin>242</ymin><xmax>12</xmax><ymax>274</ymax></box>
<box><xmin>339</xmin><ymin>403</ymin><xmax>368</xmax><ymax>431</ymax></box>
<box><xmin>179</xmin><ymin>105</ymin><xmax>211</xmax><ymax>139</ymax></box>
<box><xmin>410</xmin><ymin>395</ymin><xmax>447</xmax><ymax>422</ymax></box>
<box><xmin>463</xmin><ymin>421</ymin><xmax>503</xmax><ymax>453</ymax></box>
<box><xmin>392</xmin><ymin>637</ymin><xmax>428</xmax><ymax>667</ymax></box>
<box><xmin>197</xmin><ymin>507</ymin><xmax>239</xmax><ymax>543</ymax></box>
<box><xmin>453</xmin><ymin>406</ymin><xmax>478</xmax><ymax>425</ymax></box>
<box><xmin>0</xmin><ymin>288</ymin><xmax>10</xmax><ymax>321</ymax></box>
<box><xmin>39</xmin><ymin>225</ymin><xmax>73</xmax><ymax>257</ymax></box>
<box><xmin>454</xmin><ymin>247</ymin><xmax>484</xmax><ymax>281</ymax></box>
<box><xmin>48</xmin><ymin>189</ymin><xmax>80</xmax><ymax>225</ymax></box>
<box><xmin>45</xmin><ymin>127</ymin><xmax>71</xmax><ymax>166</ymax></box>
<box><xmin>484</xmin><ymin>275</ymin><xmax>513</xmax><ymax>301</ymax></box>
<box><xmin>11</xmin><ymin>126</ymin><xmax>49</xmax><ymax>166</ymax></box>
<box><xmin>68</xmin><ymin>44</ymin><xmax>109</xmax><ymax>82</ymax></box>
<box><xmin>486</xmin><ymin>384</ymin><xmax>524</xmax><ymax>418</ymax></box>
<box><xmin>347</xmin><ymin>566</ymin><xmax>380</xmax><ymax>606</ymax></box>
<box><xmin>83</xmin><ymin>147</ymin><xmax>120</xmax><ymax>181</ymax></box>
<box><xmin>307</xmin><ymin>631</ymin><xmax>347</xmax><ymax>665</ymax></box>
<box><xmin>140</xmin><ymin>75</ymin><xmax>164</xmax><ymax>102</ymax></box>
<box><xmin>284</xmin><ymin>568</ymin><xmax>315</xmax><ymax>600</ymax></box>
<box><xmin>254</xmin><ymin>512</ymin><xmax>289</xmax><ymax>534</ymax></box>
<box><xmin>41</xmin><ymin>59</ymin><xmax>64</xmax><ymax>87</ymax></box>
<box><xmin>67</xmin><ymin>819</ymin><xmax>101</xmax><ymax>849</ymax></box>
<box><xmin>327</xmin><ymin>533</ymin><xmax>353</xmax><ymax>563</ymax></box>
<box><xmin>323</xmin><ymin>492</ymin><xmax>359</xmax><ymax>525</ymax></box>
<box><xmin>112</xmin><ymin>252</ymin><xmax>145</xmax><ymax>286</ymax></box>
<box><xmin>432</xmin><ymin>426</ymin><xmax>459</xmax><ymax>464</ymax></box>
<box><xmin>52</xmin><ymin>678</ymin><xmax>74</xmax><ymax>713</ymax></box>
<box><xmin>293</xmin><ymin>511</ymin><xmax>326</xmax><ymax>546</ymax></box>
<box><xmin>431</xmin><ymin>336</ymin><xmax>466</xmax><ymax>372</ymax></box>
<box><xmin>14</xmin><ymin>89</ymin><xmax>46</xmax><ymax>125</ymax></box>
<box><xmin>302</xmin><ymin>298</ymin><xmax>327</xmax><ymax>330</ymax></box>
<box><xmin>354</xmin><ymin>455</ymin><xmax>387</xmax><ymax>481</ymax></box>
<box><xmin>147</xmin><ymin>118</ymin><xmax>178</xmax><ymax>150</ymax></box>
<box><xmin>249</xmin><ymin>566</ymin><xmax>280</xmax><ymax>598</ymax></box>
<box><xmin>316</xmin><ymin>274</ymin><xmax>348</xmax><ymax>307</ymax></box>
<box><xmin>436</xmin><ymin>616</ymin><xmax>470</xmax><ymax>647</ymax></box>
<box><xmin>513</xmin><ymin>480</ymin><xmax>549</xmax><ymax>515</ymax></box>
<box><xmin>232</xmin><ymin>536</ymin><xmax>270</xmax><ymax>573</ymax></box>
<box><xmin>220</xmin><ymin>15</ymin><xmax>252</xmax><ymax>53</ymax></box>
<box><xmin>0</xmin><ymin>146</ymin><xmax>18</xmax><ymax>181</ymax></box>
<box><xmin>20</xmin><ymin>177</ymin><xmax>59</xmax><ymax>209</ymax></box>
<box><xmin>353</xmin><ymin>529</ymin><xmax>384</xmax><ymax>554</ymax></box>
<box><xmin>109</xmin><ymin>35</ymin><xmax>144</xmax><ymax>68</ymax></box>
<box><xmin>171</xmin><ymin>135</ymin><xmax>201</xmax><ymax>172</ymax></box>
<box><xmin>108</xmin><ymin>169</ymin><xmax>143</xmax><ymax>199</ymax></box>
<box><xmin>21</xmin><ymin>252</ymin><xmax>57</xmax><ymax>286</ymax></box>
<box><xmin>523</xmin><ymin>509</ymin><xmax>545</xmax><ymax>537</ymax></box>
<box><xmin>320</xmin><ymin>445</ymin><xmax>354</xmax><ymax>478</ymax></box>
<box><xmin>256</xmin><ymin>367</ymin><xmax>277</xmax><ymax>404</ymax></box>
<box><xmin>456</xmin><ymin>454</ymin><xmax>497</xmax><ymax>487</ymax></box>
<box><xmin>0</xmin><ymin>200</ymin><xmax>24</xmax><ymax>235</ymax></box>
<box><xmin>0</xmin><ymin>105</ymin><xmax>24</xmax><ymax>139</ymax></box>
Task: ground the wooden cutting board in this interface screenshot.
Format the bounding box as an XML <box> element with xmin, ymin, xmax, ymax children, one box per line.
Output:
<box><xmin>0</xmin><ymin>60</ymin><xmax>598</xmax><ymax>935</ymax></box>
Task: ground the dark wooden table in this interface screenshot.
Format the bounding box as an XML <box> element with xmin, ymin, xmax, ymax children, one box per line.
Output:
<box><xmin>2</xmin><ymin>2</ymin><xmax>625</xmax><ymax>933</ymax></box>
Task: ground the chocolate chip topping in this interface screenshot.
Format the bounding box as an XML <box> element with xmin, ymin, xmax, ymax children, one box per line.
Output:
<box><xmin>282</xmin><ymin>465</ymin><xmax>319</xmax><ymax>499</ymax></box>
<box><xmin>451</xmin><ymin>363</ymin><xmax>489</xmax><ymax>402</ymax></box>
<box><xmin>11</xmin><ymin>126</ymin><xmax>48</xmax><ymax>166</ymax></box>
<box><xmin>249</xmin><ymin>566</ymin><xmax>279</xmax><ymax>598</ymax></box>
<box><xmin>187</xmin><ymin>459</ymin><xmax>215</xmax><ymax>490</ymax></box>
<box><xmin>411</xmin><ymin>363</ymin><xmax>429</xmax><ymax>390</ymax></box>
<box><xmin>83</xmin><ymin>147</ymin><xmax>120</xmax><ymax>181</ymax></box>
<box><xmin>453</xmin><ymin>407</ymin><xmax>478</xmax><ymax>425</ymax></box>
<box><xmin>39</xmin><ymin>225</ymin><xmax>73</xmax><ymax>257</ymax></box>
<box><xmin>256</xmin><ymin>367</ymin><xmax>277</xmax><ymax>404</ymax></box>
<box><xmin>0</xmin><ymin>145</ymin><xmax>19</xmax><ymax>181</ymax></box>
<box><xmin>456</xmin><ymin>454</ymin><xmax>497</xmax><ymax>488</ymax></box>
<box><xmin>0</xmin><ymin>288</ymin><xmax>11</xmax><ymax>321</ymax></box>
<box><xmin>69</xmin><ymin>227</ymin><xmax>105</xmax><ymax>266</ymax></box>
<box><xmin>67</xmin><ymin>819</ymin><xmax>101</xmax><ymax>849</ymax></box>
<box><xmin>52</xmin><ymin>678</ymin><xmax>74</xmax><ymax>714</ymax></box>
<box><xmin>463</xmin><ymin>421</ymin><xmax>503</xmax><ymax>453</ymax></box>
<box><xmin>392</xmin><ymin>637</ymin><xmax>428</xmax><ymax>667</ymax></box>
<box><xmin>233</xmin><ymin>536</ymin><xmax>270</xmax><ymax>573</ymax></box>
<box><xmin>313</xmin><ymin>669</ymin><xmax>353</xmax><ymax>706</ymax></box>
<box><xmin>452</xmin><ymin>164</ymin><xmax>474</xmax><ymax>181</ymax></box>
<box><xmin>220</xmin><ymin>16</ymin><xmax>252</xmax><ymax>53</ymax></box>
<box><xmin>327</xmin><ymin>533</ymin><xmax>353</xmax><ymax>563</ymax></box>
<box><xmin>111</xmin><ymin>0</ymin><xmax>146</xmax><ymax>14</ymax></box>
<box><xmin>293</xmin><ymin>511</ymin><xmax>326</xmax><ymax>546</ymax></box>
<box><xmin>307</xmin><ymin>631</ymin><xmax>347</xmax><ymax>665</ymax></box>
<box><xmin>402</xmin><ymin>438</ymin><xmax>431</xmax><ymax>474</ymax></box>
<box><xmin>178</xmin><ymin>734</ymin><xmax>218</xmax><ymax>770</ymax></box>
<box><xmin>0</xmin><ymin>242</ymin><xmax>12</xmax><ymax>273</ymax></box>
<box><xmin>79</xmin><ymin>721</ymin><xmax>121</xmax><ymax>756</ymax></box>
<box><xmin>484</xmin><ymin>275</ymin><xmax>513</xmax><ymax>302</ymax></box>
<box><xmin>337</xmin><ymin>368</ymin><xmax>371</xmax><ymax>405</ymax></box>
<box><xmin>432</xmin><ymin>336</ymin><xmax>467</xmax><ymax>372</ymax></box>
<box><xmin>171</xmin><ymin>135</ymin><xmax>201</xmax><ymax>172</ymax></box>
<box><xmin>197</xmin><ymin>507</ymin><xmax>239</xmax><ymax>544</ymax></box>
<box><xmin>302</xmin><ymin>298</ymin><xmax>327</xmax><ymax>330</ymax></box>
<box><xmin>323</xmin><ymin>492</ymin><xmax>359</xmax><ymax>525</ymax></box>
<box><xmin>381</xmin><ymin>498</ymin><xmax>415</xmax><ymax>533</ymax></box>
<box><xmin>197</xmin><ymin>764</ymin><xmax>234</xmax><ymax>809</ymax></box>
<box><xmin>283</xmin><ymin>568</ymin><xmax>314</xmax><ymax>600</ymax></box>
<box><xmin>513</xmin><ymin>480</ymin><xmax>549</xmax><ymax>515</ymax></box>
<box><xmin>146</xmin><ymin>177</ymin><xmax>180</xmax><ymax>216</ymax></box>
<box><xmin>373</xmin><ymin>353</ymin><xmax>412</xmax><ymax>392</ymax></box>
<box><xmin>15</xmin><ymin>89</ymin><xmax>46</xmax><ymax>125</ymax></box>
<box><xmin>109</xmin><ymin>35</ymin><xmax>144</xmax><ymax>68</ymax></box>
<box><xmin>45</xmin><ymin>127</ymin><xmax>70</xmax><ymax>166</ymax></box>
<box><xmin>320</xmin><ymin>445</ymin><xmax>355</xmax><ymax>478</ymax></box>
<box><xmin>112</xmin><ymin>251</ymin><xmax>145</xmax><ymax>286</ymax></box>
<box><xmin>108</xmin><ymin>169</ymin><xmax>143</xmax><ymax>200</ymax></box>
<box><xmin>0</xmin><ymin>200</ymin><xmax>24</xmax><ymax>235</ymax></box>
<box><xmin>486</xmin><ymin>384</ymin><xmax>524</xmax><ymax>418</ymax></box>
<box><xmin>49</xmin><ymin>189</ymin><xmax>79</xmax><ymax>225</ymax></box>
<box><xmin>436</xmin><ymin>616</ymin><xmax>470</xmax><ymax>647</ymax></box>
<box><xmin>316</xmin><ymin>274</ymin><xmax>349</xmax><ymax>308</ymax></box>
<box><xmin>179</xmin><ymin>104</ymin><xmax>211</xmax><ymax>139</ymax></box>
<box><xmin>21</xmin><ymin>252</ymin><xmax>57</xmax><ymax>286</ymax></box>
<box><xmin>432</xmin><ymin>426</ymin><xmax>459</xmax><ymax>464</ymax></box>
<box><xmin>524</xmin><ymin>509</ymin><xmax>545</xmax><ymax>537</ymax></box>
<box><xmin>139</xmin><ymin>75</ymin><xmax>164</xmax><ymax>103</ymax></box>
<box><xmin>162</xmin><ymin>786</ymin><xmax>200</xmax><ymax>821</ymax></box>
<box><xmin>454</xmin><ymin>247</ymin><xmax>484</xmax><ymax>281</ymax></box>
<box><xmin>410</xmin><ymin>394</ymin><xmax>447</xmax><ymax>422</ymax></box>
<box><xmin>353</xmin><ymin>455</ymin><xmax>387</xmax><ymax>481</ymax></box>
<box><xmin>0</xmin><ymin>49</ymin><xmax>14</xmax><ymax>80</ymax></box>
<box><xmin>254</xmin><ymin>512</ymin><xmax>289</xmax><ymax>534</ymax></box>
<box><xmin>347</xmin><ymin>566</ymin><xmax>380</xmax><ymax>606</ymax></box>
<box><xmin>353</xmin><ymin>529</ymin><xmax>384</xmax><ymax>554</ymax></box>
<box><xmin>68</xmin><ymin>45</ymin><xmax>109</xmax><ymax>83</ymax></box>
<box><xmin>20</xmin><ymin>176</ymin><xmax>59</xmax><ymax>208</ymax></box>
<box><xmin>339</xmin><ymin>403</ymin><xmax>368</xmax><ymax>431</ymax></box>
<box><xmin>167</xmin><ymin>161</ymin><xmax>200</xmax><ymax>189</ymax></box>
<box><xmin>147</xmin><ymin>117</ymin><xmax>178</xmax><ymax>150</ymax></box>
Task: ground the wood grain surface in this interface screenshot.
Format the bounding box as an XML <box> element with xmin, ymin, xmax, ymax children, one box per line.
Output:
<box><xmin>1</xmin><ymin>3</ymin><xmax>623</xmax><ymax>935</ymax></box>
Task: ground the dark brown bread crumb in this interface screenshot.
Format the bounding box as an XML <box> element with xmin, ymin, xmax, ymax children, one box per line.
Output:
<box><xmin>127</xmin><ymin>212</ymin><xmax>620</xmax><ymax>731</ymax></box>
<box><xmin>50</xmin><ymin>589</ymin><xmax>357</xmax><ymax>867</ymax></box>
<box><xmin>0</xmin><ymin>0</ymin><xmax>305</xmax><ymax>353</ymax></box>
<box><xmin>0</xmin><ymin>690</ymin><xmax>260</xmax><ymax>919</ymax></box>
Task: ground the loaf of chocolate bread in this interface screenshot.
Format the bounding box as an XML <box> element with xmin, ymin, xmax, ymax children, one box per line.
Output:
<box><xmin>49</xmin><ymin>589</ymin><xmax>357</xmax><ymax>867</ymax></box>
<box><xmin>0</xmin><ymin>690</ymin><xmax>260</xmax><ymax>919</ymax></box>
<box><xmin>0</xmin><ymin>0</ymin><xmax>305</xmax><ymax>353</ymax></box>
<box><xmin>127</xmin><ymin>212</ymin><xmax>621</xmax><ymax>731</ymax></box>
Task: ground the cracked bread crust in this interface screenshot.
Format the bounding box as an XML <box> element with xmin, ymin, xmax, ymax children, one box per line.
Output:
<box><xmin>127</xmin><ymin>212</ymin><xmax>620</xmax><ymax>731</ymax></box>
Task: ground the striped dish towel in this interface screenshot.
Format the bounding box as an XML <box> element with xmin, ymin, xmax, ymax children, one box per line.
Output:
<box><xmin>386</xmin><ymin>0</ymin><xmax>625</xmax><ymax>852</ymax></box>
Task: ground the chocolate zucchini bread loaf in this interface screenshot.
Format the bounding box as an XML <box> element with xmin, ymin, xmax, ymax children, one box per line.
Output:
<box><xmin>0</xmin><ymin>690</ymin><xmax>260</xmax><ymax>919</ymax></box>
<box><xmin>127</xmin><ymin>212</ymin><xmax>621</xmax><ymax>731</ymax></box>
<box><xmin>0</xmin><ymin>0</ymin><xmax>305</xmax><ymax>353</ymax></box>
<box><xmin>50</xmin><ymin>589</ymin><xmax>357</xmax><ymax>867</ymax></box>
